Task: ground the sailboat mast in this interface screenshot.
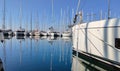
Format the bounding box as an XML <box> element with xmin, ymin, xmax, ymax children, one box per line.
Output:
<box><xmin>60</xmin><ymin>8</ymin><xmax>62</xmax><ymax>33</ymax></box>
<box><xmin>26</xmin><ymin>16</ymin><xmax>28</xmax><ymax>32</ymax></box>
<box><xmin>51</xmin><ymin>0</ymin><xmax>54</xmax><ymax>28</ymax></box>
<box><xmin>43</xmin><ymin>11</ymin><xmax>45</xmax><ymax>31</ymax></box>
<box><xmin>36</xmin><ymin>12</ymin><xmax>39</xmax><ymax>31</ymax></box>
<box><xmin>10</xmin><ymin>12</ymin><xmax>12</xmax><ymax>30</ymax></box>
<box><xmin>108</xmin><ymin>0</ymin><xmax>110</xmax><ymax>19</ymax></box>
<box><xmin>19</xmin><ymin>0</ymin><xmax>22</xmax><ymax>29</ymax></box>
<box><xmin>3</xmin><ymin>0</ymin><xmax>6</xmax><ymax>30</ymax></box>
<box><xmin>30</xmin><ymin>13</ymin><xmax>32</xmax><ymax>32</ymax></box>
<box><xmin>52</xmin><ymin>0</ymin><xmax>54</xmax><ymax>18</ymax></box>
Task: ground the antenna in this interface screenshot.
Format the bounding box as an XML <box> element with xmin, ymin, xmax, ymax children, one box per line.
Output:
<box><xmin>108</xmin><ymin>0</ymin><xmax>110</xmax><ymax>19</ymax></box>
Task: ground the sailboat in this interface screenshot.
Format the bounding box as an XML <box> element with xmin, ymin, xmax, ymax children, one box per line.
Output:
<box><xmin>62</xmin><ymin>30</ymin><xmax>72</xmax><ymax>37</ymax></box>
<box><xmin>47</xmin><ymin>0</ymin><xmax>59</xmax><ymax>37</ymax></box>
<box><xmin>15</xmin><ymin>0</ymin><xmax>25</xmax><ymax>36</ymax></box>
<box><xmin>61</xmin><ymin>10</ymin><xmax>72</xmax><ymax>37</ymax></box>
<box><xmin>1</xmin><ymin>0</ymin><xmax>12</xmax><ymax>36</ymax></box>
<box><xmin>72</xmin><ymin>0</ymin><xmax>120</xmax><ymax>67</ymax></box>
<box><xmin>47</xmin><ymin>26</ymin><xmax>58</xmax><ymax>37</ymax></box>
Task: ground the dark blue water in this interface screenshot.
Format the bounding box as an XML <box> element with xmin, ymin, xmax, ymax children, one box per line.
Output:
<box><xmin>0</xmin><ymin>37</ymin><xmax>72</xmax><ymax>71</ymax></box>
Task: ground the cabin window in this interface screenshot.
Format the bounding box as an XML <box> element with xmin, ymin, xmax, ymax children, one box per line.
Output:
<box><xmin>115</xmin><ymin>38</ymin><xmax>120</xmax><ymax>49</ymax></box>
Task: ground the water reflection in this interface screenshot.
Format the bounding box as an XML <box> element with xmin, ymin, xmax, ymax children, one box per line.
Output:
<box><xmin>0</xmin><ymin>58</ymin><xmax>4</xmax><ymax>71</ymax></box>
<box><xmin>0</xmin><ymin>36</ymin><xmax>72</xmax><ymax>71</ymax></box>
<box><xmin>0</xmin><ymin>36</ymin><xmax>114</xmax><ymax>71</ymax></box>
<box><xmin>72</xmin><ymin>55</ymin><xmax>102</xmax><ymax>71</ymax></box>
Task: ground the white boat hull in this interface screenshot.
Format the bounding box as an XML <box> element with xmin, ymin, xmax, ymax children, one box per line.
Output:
<box><xmin>29</xmin><ymin>32</ymin><xmax>33</xmax><ymax>36</ymax></box>
<box><xmin>72</xmin><ymin>18</ymin><xmax>120</xmax><ymax>63</ymax></box>
<box><xmin>41</xmin><ymin>32</ymin><xmax>47</xmax><ymax>36</ymax></box>
<box><xmin>34</xmin><ymin>32</ymin><xmax>40</xmax><ymax>36</ymax></box>
<box><xmin>48</xmin><ymin>32</ymin><xmax>55</xmax><ymax>36</ymax></box>
<box><xmin>62</xmin><ymin>32</ymin><xmax>72</xmax><ymax>37</ymax></box>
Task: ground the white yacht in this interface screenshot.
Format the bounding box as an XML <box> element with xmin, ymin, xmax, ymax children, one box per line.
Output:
<box><xmin>72</xmin><ymin>18</ymin><xmax>120</xmax><ymax>63</ymax></box>
<box><xmin>62</xmin><ymin>31</ymin><xmax>72</xmax><ymax>37</ymax></box>
<box><xmin>47</xmin><ymin>27</ymin><xmax>57</xmax><ymax>36</ymax></box>
<box><xmin>33</xmin><ymin>30</ymin><xmax>40</xmax><ymax>36</ymax></box>
<box><xmin>72</xmin><ymin>0</ymin><xmax>120</xmax><ymax>68</ymax></box>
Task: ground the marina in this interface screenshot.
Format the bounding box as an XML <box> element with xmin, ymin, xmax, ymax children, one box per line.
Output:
<box><xmin>0</xmin><ymin>0</ymin><xmax>120</xmax><ymax>71</ymax></box>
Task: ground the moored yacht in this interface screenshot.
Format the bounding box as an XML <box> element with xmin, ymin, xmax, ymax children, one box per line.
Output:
<box><xmin>72</xmin><ymin>0</ymin><xmax>120</xmax><ymax>68</ymax></box>
<box><xmin>72</xmin><ymin>18</ymin><xmax>120</xmax><ymax>68</ymax></box>
<box><xmin>62</xmin><ymin>30</ymin><xmax>72</xmax><ymax>37</ymax></box>
<box><xmin>47</xmin><ymin>26</ymin><xmax>59</xmax><ymax>37</ymax></box>
<box><xmin>33</xmin><ymin>30</ymin><xmax>40</xmax><ymax>36</ymax></box>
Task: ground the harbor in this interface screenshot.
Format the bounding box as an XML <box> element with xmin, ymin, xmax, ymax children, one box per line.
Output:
<box><xmin>0</xmin><ymin>0</ymin><xmax>120</xmax><ymax>71</ymax></box>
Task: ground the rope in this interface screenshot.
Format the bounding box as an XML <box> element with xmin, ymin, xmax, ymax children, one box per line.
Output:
<box><xmin>78</xmin><ymin>27</ymin><xmax>104</xmax><ymax>56</ymax></box>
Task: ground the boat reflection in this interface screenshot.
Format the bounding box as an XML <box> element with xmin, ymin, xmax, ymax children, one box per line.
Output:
<box><xmin>32</xmin><ymin>36</ymin><xmax>40</xmax><ymax>40</ymax></box>
<box><xmin>72</xmin><ymin>55</ymin><xmax>103</xmax><ymax>71</ymax></box>
<box><xmin>0</xmin><ymin>58</ymin><xmax>4</xmax><ymax>71</ymax></box>
<box><xmin>15</xmin><ymin>36</ymin><xmax>25</xmax><ymax>40</ymax></box>
<box><xmin>0</xmin><ymin>36</ymin><xmax>72</xmax><ymax>71</ymax></box>
<box><xmin>40</xmin><ymin>36</ymin><xmax>47</xmax><ymax>40</ymax></box>
<box><xmin>72</xmin><ymin>50</ymin><xmax>120</xmax><ymax>71</ymax></box>
<box><xmin>4</xmin><ymin>36</ymin><xmax>12</xmax><ymax>40</ymax></box>
<box><xmin>61</xmin><ymin>36</ymin><xmax>72</xmax><ymax>42</ymax></box>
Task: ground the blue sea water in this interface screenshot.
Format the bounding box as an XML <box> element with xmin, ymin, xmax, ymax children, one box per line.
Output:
<box><xmin>0</xmin><ymin>37</ymin><xmax>72</xmax><ymax>71</ymax></box>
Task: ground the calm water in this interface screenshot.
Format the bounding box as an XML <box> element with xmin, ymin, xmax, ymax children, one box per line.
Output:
<box><xmin>0</xmin><ymin>36</ymin><xmax>72</xmax><ymax>71</ymax></box>
<box><xmin>0</xmin><ymin>36</ymin><xmax>110</xmax><ymax>71</ymax></box>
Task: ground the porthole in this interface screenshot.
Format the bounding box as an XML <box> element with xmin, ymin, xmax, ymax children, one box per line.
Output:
<box><xmin>115</xmin><ymin>38</ymin><xmax>120</xmax><ymax>49</ymax></box>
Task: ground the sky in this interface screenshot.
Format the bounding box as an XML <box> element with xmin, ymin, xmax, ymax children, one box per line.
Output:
<box><xmin>0</xmin><ymin>0</ymin><xmax>120</xmax><ymax>31</ymax></box>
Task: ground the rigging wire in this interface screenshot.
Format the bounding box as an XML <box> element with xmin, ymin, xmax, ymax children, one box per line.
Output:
<box><xmin>76</xmin><ymin>0</ymin><xmax>87</xmax><ymax>13</ymax></box>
